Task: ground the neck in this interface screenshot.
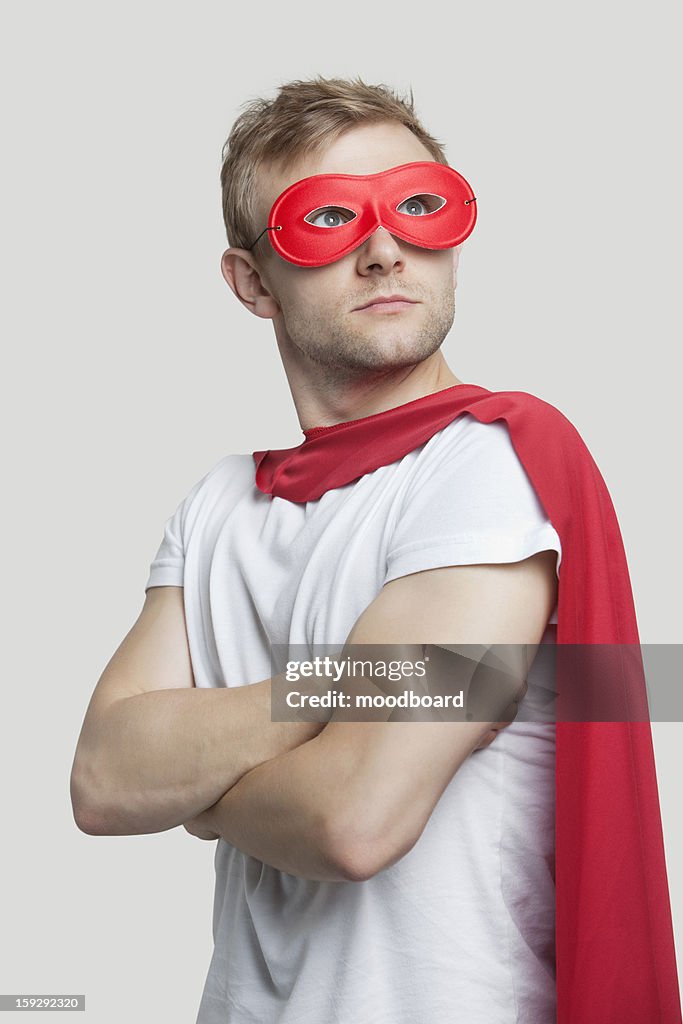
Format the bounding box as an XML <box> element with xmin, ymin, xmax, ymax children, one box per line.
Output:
<box><xmin>286</xmin><ymin>351</ymin><xmax>465</xmax><ymax>432</ymax></box>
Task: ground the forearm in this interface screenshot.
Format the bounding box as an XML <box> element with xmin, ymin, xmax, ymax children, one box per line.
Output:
<box><xmin>203</xmin><ymin>712</ymin><xmax>487</xmax><ymax>882</ymax></box>
<box><xmin>72</xmin><ymin>677</ymin><xmax>323</xmax><ymax>836</ymax></box>
<box><xmin>199</xmin><ymin>676</ymin><xmax>398</xmax><ymax>881</ymax></box>
<box><xmin>203</xmin><ymin>732</ymin><xmax>348</xmax><ymax>882</ymax></box>
<box><xmin>199</xmin><ymin>653</ymin><xmax>505</xmax><ymax>882</ymax></box>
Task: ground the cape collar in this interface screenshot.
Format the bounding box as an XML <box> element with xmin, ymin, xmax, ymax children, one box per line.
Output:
<box><xmin>253</xmin><ymin>383</ymin><xmax>489</xmax><ymax>502</ymax></box>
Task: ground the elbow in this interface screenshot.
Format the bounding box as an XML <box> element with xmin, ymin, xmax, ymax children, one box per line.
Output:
<box><xmin>325</xmin><ymin>812</ymin><xmax>420</xmax><ymax>883</ymax></box>
<box><xmin>70</xmin><ymin>776</ymin><xmax>104</xmax><ymax>835</ymax></box>
<box><xmin>332</xmin><ymin>842</ymin><xmax>380</xmax><ymax>884</ymax></box>
<box><xmin>70</xmin><ymin>758</ymin><xmax>116</xmax><ymax>836</ymax></box>
<box><xmin>72</xmin><ymin>804</ymin><xmax>104</xmax><ymax>836</ymax></box>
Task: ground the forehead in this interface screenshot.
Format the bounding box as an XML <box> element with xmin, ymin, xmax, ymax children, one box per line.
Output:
<box><xmin>255</xmin><ymin>121</ymin><xmax>438</xmax><ymax>219</ymax></box>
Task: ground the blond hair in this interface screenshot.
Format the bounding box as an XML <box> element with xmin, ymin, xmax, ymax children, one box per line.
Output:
<box><xmin>220</xmin><ymin>76</ymin><xmax>449</xmax><ymax>256</ymax></box>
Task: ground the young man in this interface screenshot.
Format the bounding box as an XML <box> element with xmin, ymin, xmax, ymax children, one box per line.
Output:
<box><xmin>70</xmin><ymin>78</ymin><xmax>681</xmax><ymax>1024</ymax></box>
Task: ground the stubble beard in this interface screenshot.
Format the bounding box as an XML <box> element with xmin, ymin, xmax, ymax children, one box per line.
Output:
<box><xmin>280</xmin><ymin>288</ymin><xmax>456</xmax><ymax>381</ymax></box>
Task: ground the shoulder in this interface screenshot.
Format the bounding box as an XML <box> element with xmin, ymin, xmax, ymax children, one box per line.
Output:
<box><xmin>475</xmin><ymin>387</ymin><xmax>587</xmax><ymax>446</ymax></box>
<box><xmin>193</xmin><ymin>452</ymin><xmax>256</xmax><ymax>492</ymax></box>
<box><xmin>169</xmin><ymin>453</ymin><xmax>255</xmax><ymax>531</ymax></box>
<box><xmin>430</xmin><ymin>388</ymin><xmax>591</xmax><ymax>469</ymax></box>
<box><xmin>461</xmin><ymin>387</ymin><xmax>580</xmax><ymax>434</ymax></box>
<box><xmin>403</xmin><ymin>386</ymin><xmax>593</xmax><ymax>514</ymax></box>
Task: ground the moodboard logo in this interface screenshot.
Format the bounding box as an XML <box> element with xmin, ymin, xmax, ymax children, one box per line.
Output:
<box><xmin>269</xmin><ymin>643</ymin><xmax>683</xmax><ymax>724</ymax></box>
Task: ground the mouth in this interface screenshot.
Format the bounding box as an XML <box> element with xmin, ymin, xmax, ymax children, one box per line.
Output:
<box><xmin>353</xmin><ymin>294</ymin><xmax>420</xmax><ymax>313</ymax></box>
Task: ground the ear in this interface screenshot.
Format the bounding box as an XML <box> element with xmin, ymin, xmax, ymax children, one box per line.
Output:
<box><xmin>220</xmin><ymin>248</ymin><xmax>281</xmax><ymax>319</ymax></box>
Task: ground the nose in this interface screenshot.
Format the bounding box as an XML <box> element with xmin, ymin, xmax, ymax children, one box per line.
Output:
<box><xmin>355</xmin><ymin>226</ymin><xmax>405</xmax><ymax>276</ymax></box>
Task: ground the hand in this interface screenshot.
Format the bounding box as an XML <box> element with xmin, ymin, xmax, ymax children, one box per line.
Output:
<box><xmin>183</xmin><ymin>807</ymin><xmax>221</xmax><ymax>841</ymax></box>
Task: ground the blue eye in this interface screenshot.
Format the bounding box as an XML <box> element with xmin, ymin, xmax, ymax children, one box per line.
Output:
<box><xmin>396</xmin><ymin>194</ymin><xmax>447</xmax><ymax>217</ymax></box>
<box><xmin>398</xmin><ymin>198</ymin><xmax>428</xmax><ymax>216</ymax></box>
<box><xmin>305</xmin><ymin>207</ymin><xmax>357</xmax><ymax>229</ymax></box>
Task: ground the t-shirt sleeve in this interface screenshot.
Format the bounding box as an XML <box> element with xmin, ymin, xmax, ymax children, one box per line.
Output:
<box><xmin>384</xmin><ymin>415</ymin><xmax>562</xmax><ymax>586</ymax></box>
<box><xmin>144</xmin><ymin>500</ymin><xmax>186</xmax><ymax>591</ymax></box>
<box><xmin>144</xmin><ymin>472</ymin><xmax>209</xmax><ymax>592</ymax></box>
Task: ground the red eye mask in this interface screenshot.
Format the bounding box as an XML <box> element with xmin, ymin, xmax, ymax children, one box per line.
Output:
<box><xmin>254</xmin><ymin>161</ymin><xmax>477</xmax><ymax>267</ymax></box>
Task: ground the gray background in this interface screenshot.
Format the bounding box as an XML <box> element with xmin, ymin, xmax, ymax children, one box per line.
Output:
<box><xmin>1</xmin><ymin>1</ymin><xmax>681</xmax><ymax>1019</ymax></box>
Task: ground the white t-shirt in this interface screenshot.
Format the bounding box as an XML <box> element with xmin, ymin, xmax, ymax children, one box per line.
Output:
<box><xmin>145</xmin><ymin>412</ymin><xmax>563</xmax><ymax>1024</ymax></box>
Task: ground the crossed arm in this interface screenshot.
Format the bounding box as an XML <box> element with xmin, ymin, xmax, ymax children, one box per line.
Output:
<box><xmin>183</xmin><ymin>551</ymin><xmax>558</xmax><ymax>882</ymax></box>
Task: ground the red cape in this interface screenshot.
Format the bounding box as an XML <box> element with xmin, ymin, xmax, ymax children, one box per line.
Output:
<box><xmin>253</xmin><ymin>383</ymin><xmax>681</xmax><ymax>1023</ymax></box>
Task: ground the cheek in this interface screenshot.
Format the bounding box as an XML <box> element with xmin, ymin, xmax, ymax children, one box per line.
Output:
<box><xmin>277</xmin><ymin>279</ymin><xmax>325</xmax><ymax>321</ymax></box>
<box><xmin>435</xmin><ymin>252</ymin><xmax>458</xmax><ymax>288</ymax></box>
<box><xmin>413</xmin><ymin>252</ymin><xmax>457</xmax><ymax>290</ymax></box>
<box><xmin>286</xmin><ymin>266</ymin><xmax>345</xmax><ymax>309</ymax></box>
<box><xmin>265</xmin><ymin>264</ymin><xmax>307</xmax><ymax>313</ymax></box>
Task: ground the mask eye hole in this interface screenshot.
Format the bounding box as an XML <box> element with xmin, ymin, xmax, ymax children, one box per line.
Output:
<box><xmin>396</xmin><ymin>193</ymin><xmax>447</xmax><ymax>217</ymax></box>
<box><xmin>305</xmin><ymin>206</ymin><xmax>357</xmax><ymax>229</ymax></box>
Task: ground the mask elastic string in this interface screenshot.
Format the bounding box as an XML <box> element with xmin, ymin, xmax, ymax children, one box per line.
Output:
<box><xmin>246</xmin><ymin>225</ymin><xmax>282</xmax><ymax>251</ymax></box>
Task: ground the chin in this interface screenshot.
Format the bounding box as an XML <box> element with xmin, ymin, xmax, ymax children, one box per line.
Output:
<box><xmin>357</xmin><ymin>337</ymin><xmax>440</xmax><ymax>367</ymax></box>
